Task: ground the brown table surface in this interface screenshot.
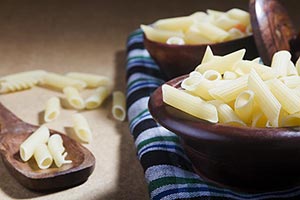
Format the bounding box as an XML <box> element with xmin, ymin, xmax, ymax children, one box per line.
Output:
<box><xmin>0</xmin><ymin>1</ymin><xmax>299</xmax><ymax>199</ymax></box>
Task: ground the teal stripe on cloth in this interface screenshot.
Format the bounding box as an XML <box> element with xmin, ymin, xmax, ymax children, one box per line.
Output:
<box><xmin>126</xmin><ymin>29</ymin><xmax>300</xmax><ymax>199</ymax></box>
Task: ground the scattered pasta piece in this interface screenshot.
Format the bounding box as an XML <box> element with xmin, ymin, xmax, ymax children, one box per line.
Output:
<box><xmin>63</xmin><ymin>86</ymin><xmax>85</xmax><ymax>110</ymax></box>
<box><xmin>44</xmin><ymin>97</ymin><xmax>61</xmax><ymax>122</ymax></box>
<box><xmin>34</xmin><ymin>143</ymin><xmax>53</xmax><ymax>169</ymax></box>
<box><xmin>85</xmin><ymin>86</ymin><xmax>111</xmax><ymax>109</ymax></box>
<box><xmin>72</xmin><ymin>113</ymin><xmax>92</xmax><ymax>143</ymax></box>
<box><xmin>48</xmin><ymin>134</ymin><xmax>72</xmax><ymax>167</ymax></box>
<box><xmin>65</xmin><ymin>72</ymin><xmax>110</xmax><ymax>88</ymax></box>
<box><xmin>20</xmin><ymin>125</ymin><xmax>50</xmax><ymax>162</ymax></box>
<box><xmin>112</xmin><ymin>91</ymin><xmax>126</xmax><ymax>121</ymax></box>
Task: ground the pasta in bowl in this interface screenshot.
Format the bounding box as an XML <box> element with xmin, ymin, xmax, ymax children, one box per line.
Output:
<box><xmin>142</xmin><ymin>8</ymin><xmax>259</xmax><ymax>80</ymax></box>
<box><xmin>148</xmin><ymin>48</ymin><xmax>300</xmax><ymax>192</ymax></box>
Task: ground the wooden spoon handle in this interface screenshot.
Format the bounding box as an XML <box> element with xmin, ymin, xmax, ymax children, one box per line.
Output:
<box><xmin>0</xmin><ymin>103</ymin><xmax>35</xmax><ymax>136</ymax></box>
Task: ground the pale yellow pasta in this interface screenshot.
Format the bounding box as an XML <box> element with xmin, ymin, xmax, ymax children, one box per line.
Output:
<box><xmin>209</xmin><ymin>75</ymin><xmax>248</xmax><ymax>103</ymax></box>
<box><xmin>248</xmin><ymin>69</ymin><xmax>281</xmax><ymax>127</ymax></box>
<box><xmin>193</xmin><ymin>22</ymin><xmax>230</xmax><ymax>42</ymax></box>
<box><xmin>279</xmin><ymin>76</ymin><xmax>300</xmax><ymax>89</ymax></box>
<box><xmin>203</xmin><ymin>70</ymin><xmax>222</xmax><ymax>81</ymax></box>
<box><xmin>112</xmin><ymin>91</ymin><xmax>126</xmax><ymax>121</ymax></box>
<box><xmin>296</xmin><ymin>57</ymin><xmax>300</xmax><ymax>75</ymax></box>
<box><xmin>228</xmin><ymin>28</ymin><xmax>245</xmax><ymax>40</ymax></box>
<box><xmin>252</xmin><ymin>57</ymin><xmax>261</xmax><ymax>63</ymax></box>
<box><xmin>233</xmin><ymin>60</ymin><xmax>279</xmax><ymax>80</ymax></box>
<box><xmin>271</xmin><ymin>50</ymin><xmax>291</xmax><ymax>77</ymax></box>
<box><xmin>281</xmin><ymin>113</ymin><xmax>300</xmax><ymax>127</ymax></box>
<box><xmin>141</xmin><ymin>24</ymin><xmax>184</xmax><ymax>43</ymax></box>
<box><xmin>0</xmin><ymin>79</ymin><xmax>34</xmax><ymax>93</ymax></box>
<box><xmin>287</xmin><ymin>61</ymin><xmax>298</xmax><ymax>76</ymax></box>
<box><xmin>268</xmin><ymin>78</ymin><xmax>300</xmax><ymax>114</ymax></box>
<box><xmin>0</xmin><ymin>70</ymin><xmax>46</xmax><ymax>82</ymax></box>
<box><xmin>223</xmin><ymin>71</ymin><xmax>238</xmax><ymax>80</ymax></box>
<box><xmin>227</xmin><ymin>8</ymin><xmax>250</xmax><ymax>27</ymax></box>
<box><xmin>153</xmin><ymin>16</ymin><xmax>194</xmax><ymax>32</ymax></box>
<box><xmin>196</xmin><ymin>49</ymin><xmax>245</xmax><ymax>74</ymax></box>
<box><xmin>41</xmin><ymin>72</ymin><xmax>87</xmax><ymax>91</ymax></box>
<box><xmin>162</xmin><ymin>84</ymin><xmax>218</xmax><ymax>123</ymax></box>
<box><xmin>189</xmin><ymin>11</ymin><xmax>208</xmax><ymax>20</ymax></box>
<box><xmin>85</xmin><ymin>86</ymin><xmax>111</xmax><ymax>109</ymax></box>
<box><xmin>184</xmin><ymin>25</ymin><xmax>212</xmax><ymax>44</ymax></box>
<box><xmin>201</xmin><ymin>46</ymin><xmax>214</xmax><ymax>64</ymax></box>
<box><xmin>72</xmin><ymin>113</ymin><xmax>92</xmax><ymax>143</ymax></box>
<box><xmin>20</xmin><ymin>126</ymin><xmax>50</xmax><ymax>162</ymax></box>
<box><xmin>234</xmin><ymin>90</ymin><xmax>255</xmax><ymax>124</ymax></box>
<box><xmin>65</xmin><ymin>72</ymin><xmax>110</xmax><ymax>88</ymax></box>
<box><xmin>34</xmin><ymin>143</ymin><xmax>53</xmax><ymax>169</ymax></box>
<box><xmin>293</xmin><ymin>86</ymin><xmax>300</xmax><ymax>97</ymax></box>
<box><xmin>44</xmin><ymin>97</ymin><xmax>60</xmax><ymax>122</ymax></box>
<box><xmin>217</xmin><ymin>103</ymin><xmax>246</xmax><ymax>126</ymax></box>
<box><xmin>181</xmin><ymin>76</ymin><xmax>202</xmax><ymax>91</ymax></box>
<box><xmin>206</xmin><ymin>9</ymin><xmax>225</xmax><ymax>19</ymax></box>
<box><xmin>189</xmin><ymin>71</ymin><xmax>202</xmax><ymax>78</ymax></box>
<box><xmin>166</xmin><ymin>36</ymin><xmax>185</xmax><ymax>45</ymax></box>
<box><xmin>213</xmin><ymin>14</ymin><xmax>239</xmax><ymax>31</ymax></box>
<box><xmin>63</xmin><ymin>86</ymin><xmax>85</xmax><ymax>110</ymax></box>
<box><xmin>48</xmin><ymin>134</ymin><xmax>72</xmax><ymax>167</ymax></box>
<box><xmin>251</xmin><ymin>106</ymin><xmax>268</xmax><ymax>127</ymax></box>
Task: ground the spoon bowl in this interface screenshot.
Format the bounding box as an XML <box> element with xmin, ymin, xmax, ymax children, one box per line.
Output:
<box><xmin>0</xmin><ymin>103</ymin><xmax>95</xmax><ymax>191</ymax></box>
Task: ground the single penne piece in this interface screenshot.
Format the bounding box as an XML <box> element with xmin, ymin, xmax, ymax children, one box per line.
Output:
<box><xmin>281</xmin><ymin>113</ymin><xmax>300</xmax><ymax>127</ymax></box>
<box><xmin>0</xmin><ymin>70</ymin><xmax>46</xmax><ymax>83</ymax></box>
<box><xmin>223</xmin><ymin>71</ymin><xmax>238</xmax><ymax>80</ymax></box>
<box><xmin>63</xmin><ymin>86</ymin><xmax>85</xmax><ymax>110</ymax></box>
<box><xmin>66</xmin><ymin>72</ymin><xmax>110</xmax><ymax>88</ymax></box>
<box><xmin>193</xmin><ymin>22</ymin><xmax>230</xmax><ymax>42</ymax></box>
<box><xmin>228</xmin><ymin>28</ymin><xmax>246</xmax><ymax>40</ymax></box>
<box><xmin>44</xmin><ymin>97</ymin><xmax>60</xmax><ymax>122</ymax></box>
<box><xmin>195</xmin><ymin>49</ymin><xmax>245</xmax><ymax>74</ymax></box>
<box><xmin>234</xmin><ymin>90</ymin><xmax>255</xmax><ymax>124</ymax></box>
<box><xmin>252</xmin><ymin>57</ymin><xmax>261</xmax><ymax>63</ymax></box>
<box><xmin>202</xmin><ymin>70</ymin><xmax>222</xmax><ymax>81</ymax></box>
<box><xmin>292</xmin><ymin>86</ymin><xmax>300</xmax><ymax>97</ymax></box>
<box><xmin>201</xmin><ymin>46</ymin><xmax>214</xmax><ymax>64</ymax></box>
<box><xmin>267</xmin><ymin>78</ymin><xmax>300</xmax><ymax>114</ymax></box>
<box><xmin>184</xmin><ymin>25</ymin><xmax>212</xmax><ymax>45</ymax></box>
<box><xmin>20</xmin><ymin>125</ymin><xmax>50</xmax><ymax>162</ymax></box>
<box><xmin>226</xmin><ymin>8</ymin><xmax>250</xmax><ymax>27</ymax></box>
<box><xmin>140</xmin><ymin>24</ymin><xmax>184</xmax><ymax>43</ymax></box>
<box><xmin>85</xmin><ymin>86</ymin><xmax>111</xmax><ymax>109</ymax></box>
<box><xmin>41</xmin><ymin>72</ymin><xmax>87</xmax><ymax>91</ymax></box>
<box><xmin>218</xmin><ymin>103</ymin><xmax>246</xmax><ymax>126</ymax></box>
<box><xmin>166</xmin><ymin>36</ymin><xmax>185</xmax><ymax>45</ymax></box>
<box><xmin>34</xmin><ymin>143</ymin><xmax>53</xmax><ymax>169</ymax></box>
<box><xmin>248</xmin><ymin>69</ymin><xmax>281</xmax><ymax>127</ymax></box>
<box><xmin>153</xmin><ymin>16</ymin><xmax>194</xmax><ymax>32</ymax></box>
<box><xmin>271</xmin><ymin>50</ymin><xmax>291</xmax><ymax>77</ymax></box>
<box><xmin>48</xmin><ymin>134</ymin><xmax>72</xmax><ymax>167</ymax></box>
<box><xmin>251</xmin><ymin>105</ymin><xmax>268</xmax><ymax>128</ymax></box>
<box><xmin>280</xmin><ymin>76</ymin><xmax>300</xmax><ymax>89</ymax></box>
<box><xmin>112</xmin><ymin>91</ymin><xmax>127</xmax><ymax>121</ymax></box>
<box><xmin>287</xmin><ymin>61</ymin><xmax>298</xmax><ymax>76</ymax></box>
<box><xmin>189</xmin><ymin>71</ymin><xmax>202</xmax><ymax>78</ymax></box>
<box><xmin>209</xmin><ymin>75</ymin><xmax>248</xmax><ymax>103</ymax></box>
<box><xmin>72</xmin><ymin>113</ymin><xmax>92</xmax><ymax>143</ymax></box>
<box><xmin>213</xmin><ymin>14</ymin><xmax>239</xmax><ymax>31</ymax></box>
<box><xmin>207</xmin><ymin>9</ymin><xmax>225</xmax><ymax>19</ymax></box>
<box><xmin>162</xmin><ymin>84</ymin><xmax>218</xmax><ymax>123</ymax></box>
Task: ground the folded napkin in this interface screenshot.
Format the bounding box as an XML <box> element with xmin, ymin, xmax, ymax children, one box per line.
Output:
<box><xmin>126</xmin><ymin>29</ymin><xmax>300</xmax><ymax>200</ymax></box>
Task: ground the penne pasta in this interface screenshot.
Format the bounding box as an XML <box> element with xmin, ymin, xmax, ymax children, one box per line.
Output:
<box><xmin>251</xmin><ymin>106</ymin><xmax>268</xmax><ymax>128</ymax></box>
<box><xmin>48</xmin><ymin>134</ymin><xmax>72</xmax><ymax>167</ymax></box>
<box><xmin>193</xmin><ymin>22</ymin><xmax>230</xmax><ymax>42</ymax></box>
<box><xmin>217</xmin><ymin>103</ymin><xmax>246</xmax><ymax>126</ymax></box>
<box><xmin>34</xmin><ymin>143</ymin><xmax>53</xmax><ymax>169</ymax></box>
<box><xmin>287</xmin><ymin>61</ymin><xmax>298</xmax><ymax>76</ymax></box>
<box><xmin>20</xmin><ymin>126</ymin><xmax>50</xmax><ymax>162</ymax></box>
<box><xmin>85</xmin><ymin>86</ymin><xmax>111</xmax><ymax>109</ymax></box>
<box><xmin>281</xmin><ymin>113</ymin><xmax>300</xmax><ymax>127</ymax></box>
<box><xmin>63</xmin><ymin>86</ymin><xmax>85</xmax><ymax>110</ymax></box>
<box><xmin>166</xmin><ymin>36</ymin><xmax>185</xmax><ymax>45</ymax></box>
<box><xmin>44</xmin><ymin>97</ymin><xmax>60</xmax><ymax>122</ymax></box>
<box><xmin>112</xmin><ymin>91</ymin><xmax>126</xmax><ymax>121</ymax></box>
<box><xmin>223</xmin><ymin>71</ymin><xmax>238</xmax><ymax>80</ymax></box>
<box><xmin>162</xmin><ymin>84</ymin><xmax>218</xmax><ymax>123</ymax></box>
<box><xmin>234</xmin><ymin>90</ymin><xmax>255</xmax><ymax>124</ymax></box>
<box><xmin>213</xmin><ymin>14</ymin><xmax>239</xmax><ymax>31</ymax></box>
<box><xmin>65</xmin><ymin>72</ymin><xmax>110</xmax><ymax>88</ymax></box>
<box><xmin>203</xmin><ymin>70</ymin><xmax>222</xmax><ymax>81</ymax></box>
<box><xmin>141</xmin><ymin>24</ymin><xmax>184</xmax><ymax>43</ymax></box>
<box><xmin>271</xmin><ymin>50</ymin><xmax>291</xmax><ymax>77</ymax></box>
<box><xmin>280</xmin><ymin>76</ymin><xmax>300</xmax><ymax>89</ymax></box>
<box><xmin>248</xmin><ymin>69</ymin><xmax>281</xmax><ymax>127</ymax></box>
<box><xmin>226</xmin><ymin>8</ymin><xmax>250</xmax><ymax>27</ymax></box>
<box><xmin>201</xmin><ymin>46</ymin><xmax>215</xmax><ymax>64</ymax></box>
<box><xmin>153</xmin><ymin>16</ymin><xmax>194</xmax><ymax>32</ymax></box>
<box><xmin>72</xmin><ymin>113</ymin><xmax>92</xmax><ymax>143</ymax></box>
<box><xmin>184</xmin><ymin>25</ymin><xmax>212</xmax><ymax>44</ymax></box>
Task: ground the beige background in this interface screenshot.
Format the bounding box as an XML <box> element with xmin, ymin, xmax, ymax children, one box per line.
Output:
<box><xmin>0</xmin><ymin>1</ymin><xmax>299</xmax><ymax>200</ymax></box>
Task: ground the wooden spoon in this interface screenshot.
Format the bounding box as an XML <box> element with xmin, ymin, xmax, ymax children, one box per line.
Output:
<box><xmin>0</xmin><ymin>102</ymin><xmax>95</xmax><ymax>191</ymax></box>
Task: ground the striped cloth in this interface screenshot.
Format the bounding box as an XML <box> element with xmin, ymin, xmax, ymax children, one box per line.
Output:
<box><xmin>126</xmin><ymin>29</ymin><xmax>300</xmax><ymax>200</ymax></box>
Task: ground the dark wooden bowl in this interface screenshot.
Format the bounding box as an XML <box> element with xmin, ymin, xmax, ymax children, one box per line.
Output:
<box><xmin>144</xmin><ymin>34</ymin><xmax>259</xmax><ymax>80</ymax></box>
<box><xmin>148</xmin><ymin>75</ymin><xmax>300</xmax><ymax>192</ymax></box>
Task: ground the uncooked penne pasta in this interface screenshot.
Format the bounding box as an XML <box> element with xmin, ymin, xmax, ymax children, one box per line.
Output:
<box><xmin>141</xmin><ymin>24</ymin><xmax>184</xmax><ymax>43</ymax></box>
<box><xmin>271</xmin><ymin>50</ymin><xmax>291</xmax><ymax>77</ymax></box>
<box><xmin>201</xmin><ymin>46</ymin><xmax>214</xmax><ymax>64</ymax></box>
<box><xmin>0</xmin><ymin>70</ymin><xmax>46</xmax><ymax>82</ymax></box>
<box><xmin>251</xmin><ymin>106</ymin><xmax>268</xmax><ymax>128</ymax></box>
<box><xmin>209</xmin><ymin>75</ymin><xmax>248</xmax><ymax>103</ymax></box>
<box><xmin>227</xmin><ymin>8</ymin><xmax>250</xmax><ymax>27</ymax></box>
<box><xmin>217</xmin><ymin>103</ymin><xmax>246</xmax><ymax>126</ymax></box>
<box><xmin>196</xmin><ymin>49</ymin><xmax>245</xmax><ymax>74</ymax></box>
<box><xmin>41</xmin><ymin>72</ymin><xmax>87</xmax><ymax>91</ymax></box>
<box><xmin>65</xmin><ymin>72</ymin><xmax>110</xmax><ymax>88</ymax></box>
<box><xmin>162</xmin><ymin>84</ymin><xmax>218</xmax><ymax>123</ymax></box>
<box><xmin>287</xmin><ymin>61</ymin><xmax>298</xmax><ymax>76</ymax></box>
<box><xmin>194</xmin><ymin>22</ymin><xmax>230</xmax><ymax>42</ymax></box>
<box><xmin>248</xmin><ymin>69</ymin><xmax>281</xmax><ymax>127</ymax></box>
<box><xmin>85</xmin><ymin>86</ymin><xmax>111</xmax><ymax>109</ymax></box>
<box><xmin>203</xmin><ymin>70</ymin><xmax>222</xmax><ymax>81</ymax></box>
<box><xmin>44</xmin><ymin>97</ymin><xmax>60</xmax><ymax>122</ymax></box>
<box><xmin>34</xmin><ymin>143</ymin><xmax>53</xmax><ymax>169</ymax></box>
<box><xmin>281</xmin><ymin>113</ymin><xmax>300</xmax><ymax>127</ymax></box>
<box><xmin>72</xmin><ymin>113</ymin><xmax>92</xmax><ymax>143</ymax></box>
<box><xmin>20</xmin><ymin>126</ymin><xmax>50</xmax><ymax>162</ymax></box>
<box><xmin>63</xmin><ymin>86</ymin><xmax>85</xmax><ymax>110</ymax></box>
<box><xmin>234</xmin><ymin>90</ymin><xmax>255</xmax><ymax>124</ymax></box>
<box><xmin>166</xmin><ymin>36</ymin><xmax>185</xmax><ymax>45</ymax></box>
<box><xmin>268</xmin><ymin>78</ymin><xmax>300</xmax><ymax>114</ymax></box>
<box><xmin>228</xmin><ymin>28</ymin><xmax>245</xmax><ymax>40</ymax></box>
<box><xmin>280</xmin><ymin>76</ymin><xmax>300</xmax><ymax>89</ymax></box>
<box><xmin>206</xmin><ymin>9</ymin><xmax>225</xmax><ymax>19</ymax></box>
<box><xmin>48</xmin><ymin>134</ymin><xmax>72</xmax><ymax>167</ymax></box>
<box><xmin>223</xmin><ymin>71</ymin><xmax>238</xmax><ymax>80</ymax></box>
<box><xmin>153</xmin><ymin>16</ymin><xmax>194</xmax><ymax>32</ymax></box>
<box><xmin>213</xmin><ymin>14</ymin><xmax>239</xmax><ymax>31</ymax></box>
<box><xmin>184</xmin><ymin>25</ymin><xmax>212</xmax><ymax>45</ymax></box>
<box><xmin>296</xmin><ymin>57</ymin><xmax>300</xmax><ymax>75</ymax></box>
<box><xmin>112</xmin><ymin>91</ymin><xmax>126</xmax><ymax>121</ymax></box>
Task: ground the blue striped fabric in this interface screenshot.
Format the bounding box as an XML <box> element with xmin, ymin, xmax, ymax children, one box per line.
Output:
<box><xmin>126</xmin><ymin>29</ymin><xmax>300</xmax><ymax>200</ymax></box>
